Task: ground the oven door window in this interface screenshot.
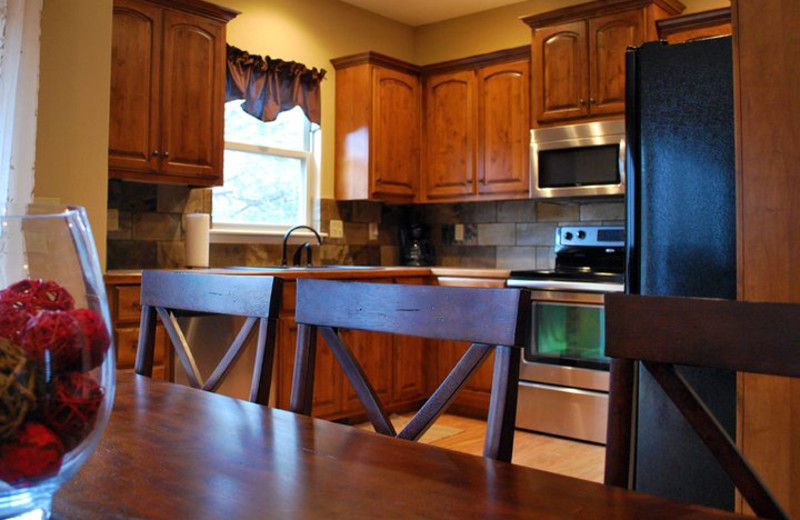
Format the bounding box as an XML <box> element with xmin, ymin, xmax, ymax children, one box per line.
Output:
<box><xmin>526</xmin><ymin>302</ymin><xmax>609</xmax><ymax>370</ymax></box>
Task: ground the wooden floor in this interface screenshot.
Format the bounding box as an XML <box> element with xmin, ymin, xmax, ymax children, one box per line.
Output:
<box><xmin>411</xmin><ymin>414</ymin><xmax>606</xmax><ymax>483</ymax></box>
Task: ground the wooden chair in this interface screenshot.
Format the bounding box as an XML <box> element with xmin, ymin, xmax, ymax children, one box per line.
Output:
<box><xmin>604</xmin><ymin>293</ymin><xmax>799</xmax><ymax>520</ymax></box>
<box><xmin>289</xmin><ymin>279</ymin><xmax>531</xmax><ymax>462</ymax></box>
<box><xmin>135</xmin><ymin>270</ymin><xmax>283</xmax><ymax>405</ymax></box>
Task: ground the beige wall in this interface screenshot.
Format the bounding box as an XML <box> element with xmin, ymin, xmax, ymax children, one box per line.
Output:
<box><xmin>414</xmin><ymin>0</ymin><xmax>731</xmax><ymax>64</ymax></box>
<box><xmin>35</xmin><ymin>0</ymin><xmax>112</xmax><ymax>270</ymax></box>
<box><xmin>221</xmin><ymin>0</ymin><xmax>416</xmax><ymax>200</ymax></box>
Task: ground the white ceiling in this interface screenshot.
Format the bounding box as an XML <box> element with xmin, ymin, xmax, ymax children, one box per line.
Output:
<box><xmin>338</xmin><ymin>0</ymin><xmax>527</xmax><ymax>27</ymax></box>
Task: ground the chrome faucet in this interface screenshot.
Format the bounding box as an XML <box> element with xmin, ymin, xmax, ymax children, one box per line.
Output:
<box><xmin>281</xmin><ymin>225</ymin><xmax>322</xmax><ymax>267</ymax></box>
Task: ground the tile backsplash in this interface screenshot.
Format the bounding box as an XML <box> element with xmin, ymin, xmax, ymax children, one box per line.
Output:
<box><xmin>106</xmin><ymin>180</ymin><xmax>623</xmax><ymax>270</ymax></box>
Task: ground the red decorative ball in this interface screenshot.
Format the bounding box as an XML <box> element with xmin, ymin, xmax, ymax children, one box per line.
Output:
<box><xmin>0</xmin><ymin>300</ymin><xmax>32</xmax><ymax>344</ymax></box>
<box><xmin>0</xmin><ymin>279</ymin><xmax>75</xmax><ymax>315</ymax></box>
<box><xmin>21</xmin><ymin>310</ymin><xmax>82</xmax><ymax>371</ymax></box>
<box><xmin>0</xmin><ymin>422</ymin><xmax>65</xmax><ymax>484</ymax></box>
<box><xmin>40</xmin><ymin>372</ymin><xmax>104</xmax><ymax>450</ymax></box>
<box><xmin>70</xmin><ymin>308</ymin><xmax>111</xmax><ymax>371</ymax></box>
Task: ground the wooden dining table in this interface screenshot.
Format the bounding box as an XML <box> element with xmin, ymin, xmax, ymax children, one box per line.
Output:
<box><xmin>52</xmin><ymin>372</ymin><xmax>748</xmax><ymax>519</ymax></box>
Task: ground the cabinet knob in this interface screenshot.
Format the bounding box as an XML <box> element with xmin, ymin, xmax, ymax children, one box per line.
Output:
<box><xmin>589</xmin><ymin>98</ymin><xmax>596</xmax><ymax>104</ymax></box>
<box><xmin>579</xmin><ymin>99</ymin><xmax>586</xmax><ymax>105</ymax></box>
<box><xmin>163</xmin><ymin>151</ymin><xmax>170</xmax><ymax>158</ymax></box>
<box><xmin>152</xmin><ymin>150</ymin><xmax>159</xmax><ymax>156</ymax></box>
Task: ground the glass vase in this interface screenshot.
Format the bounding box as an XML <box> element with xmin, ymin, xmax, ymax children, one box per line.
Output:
<box><xmin>0</xmin><ymin>205</ymin><xmax>115</xmax><ymax>519</ymax></box>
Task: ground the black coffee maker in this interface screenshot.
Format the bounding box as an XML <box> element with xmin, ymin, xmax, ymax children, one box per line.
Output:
<box><xmin>399</xmin><ymin>224</ymin><xmax>435</xmax><ymax>266</ymax></box>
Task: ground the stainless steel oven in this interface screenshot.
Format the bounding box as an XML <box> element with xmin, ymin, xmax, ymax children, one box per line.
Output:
<box><xmin>508</xmin><ymin>225</ymin><xmax>624</xmax><ymax>444</ymax></box>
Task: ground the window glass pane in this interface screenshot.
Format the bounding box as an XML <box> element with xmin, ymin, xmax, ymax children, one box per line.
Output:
<box><xmin>224</xmin><ymin>101</ymin><xmax>308</xmax><ymax>151</ymax></box>
<box><xmin>213</xmin><ymin>149</ymin><xmax>303</xmax><ymax>226</ymax></box>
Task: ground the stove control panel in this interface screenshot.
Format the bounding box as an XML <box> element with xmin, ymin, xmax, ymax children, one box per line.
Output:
<box><xmin>557</xmin><ymin>226</ymin><xmax>624</xmax><ymax>248</ymax></box>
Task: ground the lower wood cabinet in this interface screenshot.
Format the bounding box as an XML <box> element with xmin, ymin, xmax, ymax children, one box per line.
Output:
<box><xmin>106</xmin><ymin>281</ymin><xmax>172</xmax><ymax>380</ymax></box>
<box><xmin>436</xmin><ymin>339</ymin><xmax>496</xmax><ymax>419</ymax></box>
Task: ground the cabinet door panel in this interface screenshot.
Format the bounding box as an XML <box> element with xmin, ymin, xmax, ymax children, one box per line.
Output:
<box><xmin>393</xmin><ymin>334</ymin><xmax>427</xmax><ymax>404</ymax></box>
<box><xmin>423</xmin><ymin>71</ymin><xmax>476</xmax><ymax>199</ymax></box>
<box><xmin>589</xmin><ymin>9</ymin><xmax>643</xmax><ymax>116</ymax></box>
<box><xmin>160</xmin><ymin>9</ymin><xmax>224</xmax><ymax>182</ymax></box>
<box><xmin>372</xmin><ymin>68</ymin><xmax>420</xmax><ymax>199</ymax></box>
<box><xmin>340</xmin><ymin>330</ymin><xmax>393</xmax><ymax>413</ymax></box>
<box><xmin>478</xmin><ymin>60</ymin><xmax>530</xmax><ymax>196</ymax></box>
<box><xmin>108</xmin><ymin>0</ymin><xmax>161</xmax><ymax>172</ymax></box>
<box><xmin>533</xmin><ymin>21</ymin><xmax>588</xmax><ymax>124</ymax></box>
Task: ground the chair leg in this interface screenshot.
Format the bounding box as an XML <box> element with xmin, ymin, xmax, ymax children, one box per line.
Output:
<box><xmin>605</xmin><ymin>358</ymin><xmax>636</xmax><ymax>488</ymax></box>
<box><xmin>484</xmin><ymin>346</ymin><xmax>520</xmax><ymax>462</ymax></box>
<box><xmin>290</xmin><ymin>324</ymin><xmax>317</xmax><ymax>416</ymax></box>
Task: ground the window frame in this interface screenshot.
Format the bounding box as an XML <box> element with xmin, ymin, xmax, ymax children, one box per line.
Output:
<box><xmin>210</xmin><ymin>105</ymin><xmax>319</xmax><ymax>243</ymax></box>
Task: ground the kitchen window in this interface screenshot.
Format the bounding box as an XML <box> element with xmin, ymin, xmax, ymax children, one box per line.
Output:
<box><xmin>211</xmin><ymin>101</ymin><xmax>318</xmax><ymax>238</ymax></box>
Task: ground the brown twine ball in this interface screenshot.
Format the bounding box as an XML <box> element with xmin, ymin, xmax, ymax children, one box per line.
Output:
<box><xmin>0</xmin><ymin>338</ymin><xmax>37</xmax><ymax>441</ymax></box>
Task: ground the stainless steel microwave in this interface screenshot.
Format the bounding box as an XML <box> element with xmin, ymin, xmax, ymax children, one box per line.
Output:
<box><xmin>530</xmin><ymin>120</ymin><xmax>626</xmax><ymax>199</ymax></box>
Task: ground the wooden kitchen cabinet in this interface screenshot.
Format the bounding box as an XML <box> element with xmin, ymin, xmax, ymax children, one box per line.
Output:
<box><xmin>422</xmin><ymin>52</ymin><xmax>530</xmax><ymax>201</ymax></box>
<box><xmin>108</xmin><ymin>0</ymin><xmax>237</xmax><ymax>186</ymax></box>
<box><xmin>656</xmin><ymin>8</ymin><xmax>731</xmax><ymax>44</ymax></box>
<box><xmin>524</xmin><ymin>0</ymin><xmax>683</xmax><ymax>126</ymax></box>
<box><xmin>332</xmin><ymin>53</ymin><xmax>421</xmax><ymax>202</ymax></box>
<box><xmin>106</xmin><ymin>280</ymin><xmax>172</xmax><ymax>380</ymax></box>
<box><xmin>423</xmin><ymin>70</ymin><xmax>476</xmax><ymax>199</ymax></box>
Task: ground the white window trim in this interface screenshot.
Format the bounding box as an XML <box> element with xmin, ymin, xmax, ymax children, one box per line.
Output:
<box><xmin>211</xmin><ymin>114</ymin><xmax>321</xmax><ymax>244</ymax></box>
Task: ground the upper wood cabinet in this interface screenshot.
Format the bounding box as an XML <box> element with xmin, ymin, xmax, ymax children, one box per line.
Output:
<box><xmin>656</xmin><ymin>7</ymin><xmax>731</xmax><ymax>44</ymax></box>
<box><xmin>422</xmin><ymin>55</ymin><xmax>530</xmax><ymax>201</ymax></box>
<box><xmin>332</xmin><ymin>53</ymin><xmax>421</xmax><ymax>203</ymax></box>
<box><xmin>524</xmin><ymin>0</ymin><xmax>684</xmax><ymax>127</ymax></box>
<box><xmin>109</xmin><ymin>0</ymin><xmax>237</xmax><ymax>186</ymax></box>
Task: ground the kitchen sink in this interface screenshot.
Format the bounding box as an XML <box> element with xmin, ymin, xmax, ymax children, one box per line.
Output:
<box><xmin>225</xmin><ymin>265</ymin><xmax>381</xmax><ymax>271</ymax></box>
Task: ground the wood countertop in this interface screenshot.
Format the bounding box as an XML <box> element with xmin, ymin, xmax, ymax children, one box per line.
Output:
<box><xmin>105</xmin><ymin>267</ymin><xmax>512</xmax><ymax>284</ymax></box>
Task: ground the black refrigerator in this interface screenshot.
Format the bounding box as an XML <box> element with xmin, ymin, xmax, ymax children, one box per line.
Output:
<box><xmin>625</xmin><ymin>36</ymin><xmax>736</xmax><ymax>511</ymax></box>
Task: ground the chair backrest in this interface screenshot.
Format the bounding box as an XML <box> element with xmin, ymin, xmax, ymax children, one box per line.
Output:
<box><xmin>289</xmin><ymin>279</ymin><xmax>531</xmax><ymax>462</ymax></box>
<box><xmin>135</xmin><ymin>270</ymin><xmax>283</xmax><ymax>405</ymax></box>
<box><xmin>604</xmin><ymin>293</ymin><xmax>800</xmax><ymax>520</ymax></box>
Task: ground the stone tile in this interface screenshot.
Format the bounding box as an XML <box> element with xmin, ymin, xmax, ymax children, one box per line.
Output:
<box><xmin>460</xmin><ymin>201</ymin><xmax>497</xmax><ymax>223</ymax></box>
<box><xmin>157</xmin><ymin>241</ymin><xmax>185</xmax><ymax>268</ymax></box>
<box><xmin>107</xmin><ymin>241</ymin><xmax>157</xmax><ymax>270</ymax></box>
<box><xmin>107</xmin><ymin>211</ymin><xmax>133</xmax><ymax>240</ymax></box>
<box><xmin>343</xmin><ymin>222</ymin><xmax>368</xmax><ymax>245</ymax></box>
<box><xmin>497</xmin><ymin>200</ymin><xmax>537</xmax><ymax>223</ymax></box>
<box><xmin>185</xmin><ymin>188</ymin><xmax>211</xmax><ymax>214</ymax></box>
<box><xmin>107</xmin><ymin>180</ymin><xmax>123</xmax><ymax>210</ymax></box>
<box><xmin>377</xmin><ymin>222</ymin><xmax>399</xmax><ymax>246</ymax></box>
<box><xmin>435</xmin><ymin>245</ymin><xmax>496</xmax><ymax>267</ymax></box>
<box><xmin>209</xmin><ymin>244</ymin><xmax>247</xmax><ymax>267</ymax></box>
<box><xmin>535</xmin><ymin>247</ymin><xmax>556</xmax><ymax>270</ymax></box>
<box><xmin>580</xmin><ymin>201</ymin><xmax>625</xmax><ymax>222</ymax></box>
<box><xmin>319</xmin><ymin>198</ymin><xmax>340</xmax><ymax>221</ymax></box>
<box><xmin>157</xmin><ymin>185</ymin><xmax>190</xmax><ymax>213</ymax></box>
<box><xmin>352</xmin><ymin>200</ymin><xmax>383</xmax><ymax>223</ymax></box>
<box><xmin>536</xmin><ymin>201</ymin><xmax>580</xmax><ymax>222</ymax></box>
<box><xmin>117</xmin><ymin>181</ymin><xmax>157</xmax><ymax>212</ymax></box>
<box><xmin>318</xmin><ymin>244</ymin><xmax>348</xmax><ymax>264</ymax></box>
<box><xmin>496</xmin><ymin>246</ymin><xmax>537</xmax><ymax>270</ymax></box>
<box><xmin>380</xmin><ymin>246</ymin><xmax>401</xmax><ymax>266</ymax></box>
<box><xmin>440</xmin><ymin>223</ymin><xmax>478</xmax><ymax>246</ymax></box>
<box><xmin>133</xmin><ymin>213</ymin><xmax>181</xmax><ymax>241</ymax></box>
<box><xmin>334</xmin><ymin>200</ymin><xmax>353</xmax><ymax>222</ymax></box>
<box><xmin>478</xmin><ymin>223</ymin><xmax>515</xmax><ymax>246</ymax></box>
<box><xmin>516</xmin><ymin>222</ymin><xmax>558</xmax><ymax>246</ymax></box>
<box><xmin>349</xmin><ymin>245</ymin><xmax>381</xmax><ymax>266</ymax></box>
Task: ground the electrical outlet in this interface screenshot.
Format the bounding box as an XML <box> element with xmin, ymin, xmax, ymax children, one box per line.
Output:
<box><xmin>454</xmin><ymin>223</ymin><xmax>465</xmax><ymax>242</ymax></box>
<box><xmin>368</xmin><ymin>222</ymin><xmax>379</xmax><ymax>241</ymax></box>
<box><xmin>329</xmin><ymin>219</ymin><xmax>344</xmax><ymax>238</ymax></box>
